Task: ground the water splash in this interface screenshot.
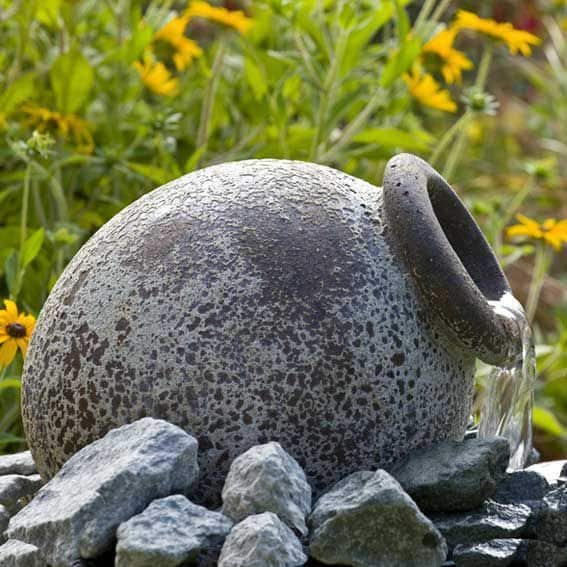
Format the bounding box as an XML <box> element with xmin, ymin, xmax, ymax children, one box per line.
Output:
<box><xmin>478</xmin><ymin>292</ymin><xmax>536</xmax><ymax>469</ymax></box>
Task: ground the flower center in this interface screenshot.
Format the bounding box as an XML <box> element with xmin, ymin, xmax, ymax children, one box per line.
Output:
<box><xmin>6</xmin><ymin>323</ymin><xmax>26</xmax><ymax>338</ymax></box>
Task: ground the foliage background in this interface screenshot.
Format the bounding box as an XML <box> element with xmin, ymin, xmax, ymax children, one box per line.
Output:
<box><xmin>0</xmin><ymin>0</ymin><xmax>566</xmax><ymax>460</ymax></box>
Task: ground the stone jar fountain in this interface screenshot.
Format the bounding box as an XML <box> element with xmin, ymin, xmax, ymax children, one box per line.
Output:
<box><xmin>21</xmin><ymin>153</ymin><xmax>524</xmax><ymax>504</ymax></box>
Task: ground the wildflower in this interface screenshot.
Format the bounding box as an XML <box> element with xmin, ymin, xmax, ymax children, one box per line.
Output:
<box><xmin>134</xmin><ymin>54</ymin><xmax>179</xmax><ymax>96</ymax></box>
<box><xmin>154</xmin><ymin>15</ymin><xmax>203</xmax><ymax>71</ymax></box>
<box><xmin>461</xmin><ymin>88</ymin><xmax>499</xmax><ymax>115</ymax></box>
<box><xmin>422</xmin><ymin>27</ymin><xmax>473</xmax><ymax>84</ymax></box>
<box><xmin>403</xmin><ymin>69</ymin><xmax>457</xmax><ymax>113</ymax></box>
<box><xmin>454</xmin><ymin>10</ymin><xmax>541</xmax><ymax>56</ymax></box>
<box><xmin>506</xmin><ymin>214</ymin><xmax>567</xmax><ymax>251</ymax></box>
<box><xmin>21</xmin><ymin>105</ymin><xmax>94</xmax><ymax>154</ymax></box>
<box><xmin>0</xmin><ymin>300</ymin><xmax>36</xmax><ymax>367</ymax></box>
<box><xmin>185</xmin><ymin>1</ymin><xmax>253</xmax><ymax>34</ymax></box>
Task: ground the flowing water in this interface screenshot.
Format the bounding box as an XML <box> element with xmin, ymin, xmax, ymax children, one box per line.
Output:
<box><xmin>478</xmin><ymin>292</ymin><xmax>536</xmax><ymax>469</ymax></box>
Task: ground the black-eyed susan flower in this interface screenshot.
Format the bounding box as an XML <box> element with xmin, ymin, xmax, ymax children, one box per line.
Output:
<box><xmin>0</xmin><ymin>300</ymin><xmax>36</xmax><ymax>367</ymax></box>
<box><xmin>454</xmin><ymin>11</ymin><xmax>541</xmax><ymax>56</ymax></box>
<box><xmin>21</xmin><ymin>105</ymin><xmax>94</xmax><ymax>154</ymax></box>
<box><xmin>507</xmin><ymin>214</ymin><xmax>567</xmax><ymax>251</ymax></box>
<box><xmin>185</xmin><ymin>1</ymin><xmax>253</xmax><ymax>34</ymax></box>
<box><xmin>422</xmin><ymin>27</ymin><xmax>473</xmax><ymax>84</ymax></box>
<box><xmin>154</xmin><ymin>15</ymin><xmax>203</xmax><ymax>71</ymax></box>
<box><xmin>404</xmin><ymin>69</ymin><xmax>457</xmax><ymax>113</ymax></box>
<box><xmin>134</xmin><ymin>54</ymin><xmax>180</xmax><ymax>96</ymax></box>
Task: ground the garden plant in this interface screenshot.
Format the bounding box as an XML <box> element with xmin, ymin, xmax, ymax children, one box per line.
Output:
<box><xmin>0</xmin><ymin>0</ymin><xmax>566</xmax><ymax>463</ymax></box>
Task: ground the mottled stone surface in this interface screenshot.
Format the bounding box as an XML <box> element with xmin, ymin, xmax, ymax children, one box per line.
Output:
<box><xmin>431</xmin><ymin>500</ymin><xmax>534</xmax><ymax>550</ymax></box>
<box><xmin>453</xmin><ymin>538</ymin><xmax>567</xmax><ymax>567</ymax></box>
<box><xmin>7</xmin><ymin>418</ymin><xmax>198</xmax><ymax>567</ymax></box>
<box><xmin>309</xmin><ymin>469</ymin><xmax>447</xmax><ymax>566</ymax></box>
<box><xmin>0</xmin><ymin>475</ymin><xmax>43</xmax><ymax>514</ymax></box>
<box><xmin>493</xmin><ymin>470</ymin><xmax>550</xmax><ymax>505</ymax></box>
<box><xmin>531</xmin><ymin>483</ymin><xmax>567</xmax><ymax>545</ymax></box>
<box><xmin>0</xmin><ymin>453</ymin><xmax>36</xmax><ymax>477</ymax></box>
<box><xmin>116</xmin><ymin>495</ymin><xmax>232</xmax><ymax>567</ymax></box>
<box><xmin>0</xmin><ymin>539</ymin><xmax>43</xmax><ymax>567</ymax></box>
<box><xmin>0</xmin><ymin>504</ymin><xmax>10</xmax><ymax>544</ymax></box>
<box><xmin>221</xmin><ymin>442</ymin><xmax>311</xmax><ymax>535</ymax></box>
<box><xmin>391</xmin><ymin>437</ymin><xmax>509</xmax><ymax>512</ymax></box>
<box><xmin>218</xmin><ymin>512</ymin><xmax>306</xmax><ymax>567</ymax></box>
<box><xmin>22</xmin><ymin>159</ymin><xmax>476</xmax><ymax>504</ymax></box>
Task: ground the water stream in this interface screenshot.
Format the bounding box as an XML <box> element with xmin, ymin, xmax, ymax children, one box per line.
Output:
<box><xmin>478</xmin><ymin>292</ymin><xmax>537</xmax><ymax>469</ymax></box>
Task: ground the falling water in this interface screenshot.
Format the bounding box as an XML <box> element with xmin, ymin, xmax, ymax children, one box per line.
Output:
<box><xmin>478</xmin><ymin>292</ymin><xmax>536</xmax><ymax>470</ymax></box>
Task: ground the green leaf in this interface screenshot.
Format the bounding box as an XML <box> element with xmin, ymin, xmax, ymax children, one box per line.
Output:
<box><xmin>21</xmin><ymin>228</ymin><xmax>45</xmax><ymax>268</ymax></box>
<box><xmin>533</xmin><ymin>406</ymin><xmax>567</xmax><ymax>438</ymax></box>
<box><xmin>0</xmin><ymin>433</ymin><xmax>25</xmax><ymax>447</ymax></box>
<box><xmin>0</xmin><ymin>73</ymin><xmax>36</xmax><ymax>116</ymax></box>
<box><xmin>245</xmin><ymin>59</ymin><xmax>268</xmax><ymax>101</ymax></box>
<box><xmin>126</xmin><ymin>162</ymin><xmax>172</xmax><ymax>185</ymax></box>
<box><xmin>0</xmin><ymin>378</ymin><xmax>22</xmax><ymax>392</ymax></box>
<box><xmin>184</xmin><ymin>147</ymin><xmax>207</xmax><ymax>173</ymax></box>
<box><xmin>50</xmin><ymin>49</ymin><xmax>94</xmax><ymax>114</ymax></box>
<box><xmin>352</xmin><ymin>128</ymin><xmax>433</xmax><ymax>152</ymax></box>
<box><xmin>380</xmin><ymin>36</ymin><xmax>422</xmax><ymax>88</ymax></box>
<box><xmin>4</xmin><ymin>250</ymin><xmax>18</xmax><ymax>295</ymax></box>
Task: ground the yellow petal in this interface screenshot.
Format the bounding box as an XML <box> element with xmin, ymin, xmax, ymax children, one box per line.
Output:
<box><xmin>0</xmin><ymin>340</ymin><xmax>18</xmax><ymax>367</ymax></box>
<box><xmin>3</xmin><ymin>300</ymin><xmax>18</xmax><ymax>318</ymax></box>
<box><xmin>16</xmin><ymin>338</ymin><xmax>29</xmax><ymax>358</ymax></box>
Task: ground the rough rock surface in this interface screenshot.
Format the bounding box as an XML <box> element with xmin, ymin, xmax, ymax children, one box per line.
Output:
<box><xmin>526</xmin><ymin>460</ymin><xmax>567</xmax><ymax>486</ymax></box>
<box><xmin>309</xmin><ymin>469</ymin><xmax>447</xmax><ymax>566</ymax></box>
<box><xmin>390</xmin><ymin>437</ymin><xmax>510</xmax><ymax>512</ymax></box>
<box><xmin>115</xmin><ymin>495</ymin><xmax>232</xmax><ymax>567</ymax></box>
<box><xmin>0</xmin><ymin>453</ymin><xmax>36</xmax><ymax>477</ymax></box>
<box><xmin>1</xmin><ymin>504</ymin><xmax>10</xmax><ymax>543</ymax></box>
<box><xmin>7</xmin><ymin>418</ymin><xmax>198</xmax><ymax>567</ymax></box>
<box><xmin>22</xmin><ymin>158</ymin><xmax>477</xmax><ymax>505</ymax></box>
<box><xmin>430</xmin><ymin>500</ymin><xmax>535</xmax><ymax>550</ymax></box>
<box><xmin>531</xmin><ymin>483</ymin><xmax>567</xmax><ymax>545</ymax></box>
<box><xmin>221</xmin><ymin>442</ymin><xmax>311</xmax><ymax>535</ymax></box>
<box><xmin>218</xmin><ymin>512</ymin><xmax>306</xmax><ymax>567</ymax></box>
<box><xmin>492</xmin><ymin>470</ymin><xmax>549</xmax><ymax>504</ymax></box>
<box><xmin>0</xmin><ymin>475</ymin><xmax>43</xmax><ymax>514</ymax></box>
<box><xmin>452</xmin><ymin>538</ymin><xmax>567</xmax><ymax>567</ymax></box>
<box><xmin>0</xmin><ymin>539</ymin><xmax>43</xmax><ymax>567</ymax></box>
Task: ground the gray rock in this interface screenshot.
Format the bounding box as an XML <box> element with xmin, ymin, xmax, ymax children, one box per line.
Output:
<box><xmin>1</xmin><ymin>504</ymin><xmax>10</xmax><ymax>544</ymax></box>
<box><xmin>218</xmin><ymin>512</ymin><xmax>306</xmax><ymax>567</ymax></box>
<box><xmin>531</xmin><ymin>483</ymin><xmax>567</xmax><ymax>545</ymax></box>
<box><xmin>0</xmin><ymin>539</ymin><xmax>43</xmax><ymax>567</ymax></box>
<box><xmin>431</xmin><ymin>500</ymin><xmax>534</xmax><ymax>550</ymax></box>
<box><xmin>526</xmin><ymin>460</ymin><xmax>567</xmax><ymax>486</ymax></box>
<box><xmin>0</xmin><ymin>453</ymin><xmax>36</xmax><ymax>476</ymax></box>
<box><xmin>115</xmin><ymin>494</ymin><xmax>233</xmax><ymax>567</ymax></box>
<box><xmin>309</xmin><ymin>469</ymin><xmax>447</xmax><ymax>567</ymax></box>
<box><xmin>7</xmin><ymin>418</ymin><xmax>199</xmax><ymax>567</ymax></box>
<box><xmin>493</xmin><ymin>470</ymin><xmax>549</xmax><ymax>504</ymax></box>
<box><xmin>453</xmin><ymin>538</ymin><xmax>567</xmax><ymax>567</ymax></box>
<box><xmin>390</xmin><ymin>437</ymin><xmax>510</xmax><ymax>512</ymax></box>
<box><xmin>221</xmin><ymin>442</ymin><xmax>311</xmax><ymax>535</ymax></box>
<box><xmin>0</xmin><ymin>475</ymin><xmax>43</xmax><ymax>514</ymax></box>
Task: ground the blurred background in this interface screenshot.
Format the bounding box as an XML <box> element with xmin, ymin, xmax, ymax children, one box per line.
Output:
<box><xmin>0</xmin><ymin>0</ymin><xmax>566</xmax><ymax>460</ymax></box>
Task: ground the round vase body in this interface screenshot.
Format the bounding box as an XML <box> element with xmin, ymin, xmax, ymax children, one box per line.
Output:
<box><xmin>22</xmin><ymin>159</ymin><xmax>476</xmax><ymax>503</ymax></box>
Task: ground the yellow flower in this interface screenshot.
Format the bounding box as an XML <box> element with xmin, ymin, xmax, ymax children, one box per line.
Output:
<box><xmin>403</xmin><ymin>69</ymin><xmax>457</xmax><ymax>113</ymax></box>
<box><xmin>0</xmin><ymin>300</ymin><xmax>36</xmax><ymax>367</ymax></box>
<box><xmin>185</xmin><ymin>1</ymin><xmax>253</xmax><ymax>34</ymax></box>
<box><xmin>134</xmin><ymin>54</ymin><xmax>179</xmax><ymax>96</ymax></box>
<box><xmin>21</xmin><ymin>105</ymin><xmax>94</xmax><ymax>154</ymax></box>
<box><xmin>422</xmin><ymin>27</ymin><xmax>473</xmax><ymax>84</ymax></box>
<box><xmin>506</xmin><ymin>214</ymin><xmax>567</xmax><ymax>251</ymax></box>
<box><xmin>154</xmin><ymin>15</ymin><xmax>203</xmax><ymax>71</ymax></box>
<box><xmin>454</xmin><ymin>10</ymin><xmax>541</xmax><ymax>56</ymax></box>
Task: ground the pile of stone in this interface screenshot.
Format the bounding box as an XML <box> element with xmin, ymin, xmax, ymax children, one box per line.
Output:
<box><xmin>0</xmin><ymin>418</ymin><xmax>565</xmax><ymax>567</ymax></box>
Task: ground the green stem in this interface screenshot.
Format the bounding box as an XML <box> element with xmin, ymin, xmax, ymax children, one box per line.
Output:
<box><xmin>475</xmin><ymin>46</ymin><xmax>493</xmax><ymax>90</ymax></box>
<box><xmin>430</xmin><ymin>110</ymin><xmax>472</xmax><ymax>168</ymax></box>
<box><xmin>0</xmin><ymin>402</ymin><xmax>20</xmax><ymax>433</ymax></box>
<box><xmin>525</xmin><ymin>244</ymin><xmax>552</xmax><ymax>324</ymax></box>
<box><xmin>319</xmin><ymin>88</ymin><xmax>385</xmax><ymax>163</ymax></box>
<box><xmin>14</xmin><ymin>163</ymin><xmax>32</xmax><ymax>299</ymax></box>
<box><xmin>310</xmin><ymin>30</ymin><xmax>348</xmax><ymax>161</ymax></box>
<box><xmin>196</xmin><ymin>42</ymin><xmax>226</xmax><ymax>162</ymax></box>
<box><xmin>413</xmin><ymin>0</ymin><xmax>437</xmax><ymax>32</ymax></box>
<box><xmin>430</xmin><ymin>0</ymin><xmax>454</xmax><ymax>24</ymax></box>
